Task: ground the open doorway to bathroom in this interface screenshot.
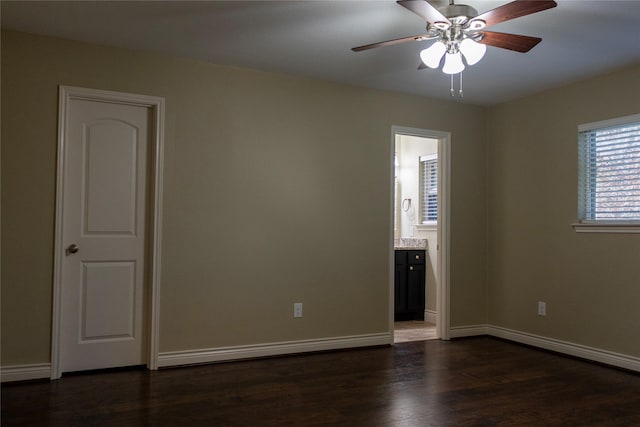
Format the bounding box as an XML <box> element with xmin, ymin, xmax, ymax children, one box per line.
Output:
<box><xmin>392</xmin><ymin>127</ymin><xmax>450</xmax><ymax>343</ymax></box>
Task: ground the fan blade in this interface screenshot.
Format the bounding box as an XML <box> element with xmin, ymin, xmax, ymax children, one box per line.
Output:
<box><xmin>352</xmin><ymin>34</ymin><xmax>434</xmax><ymax>52</ymax></box>
<box><xmin>472</xmin><ymin>0</ymin><xmax>557</xmax><ymax>28</ymax></box>
<box><xmin>417</xmin><ymin>62</ymin><xmax>438</xmax><ymax>70</ymax></box>
<box><xmin>397</xmin><ymin>0</ymin><xmax>450</xmax><ymax>25</ymax></box>
<box><xmin>478</xmin><ymin>31</ymin><xmax>542</xmax><ymax>53</ymax></box>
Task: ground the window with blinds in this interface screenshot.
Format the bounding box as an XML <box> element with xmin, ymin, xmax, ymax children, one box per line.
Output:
<box><xmin>419</xmin><ymin>155</ymin><xmax>438</xmax><ymax>223</ymax></box>
<box><xmin>578</xmin><ymin>114</ymin><xmax>640</xmax><ymax>222</ymax></box>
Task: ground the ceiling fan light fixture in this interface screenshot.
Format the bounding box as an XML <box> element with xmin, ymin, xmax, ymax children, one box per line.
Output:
<box><xmin>420</xmin><ymin>41</ymin><xmax>447</xmax><ymax>68</ymax></box>
<box><xmin>352</xmin><ymin>0</ymin><xmax>558</xmax><ymax>94</ymax></box>
<box><xmin>459</xmin><ymin>38</ymin><xmax>486</xmax><ymax>65</ymax></box>
<box><xmin>442</xmin><ymin>51</ymin><xmax>465</xmax><ymax>74</ymax></box>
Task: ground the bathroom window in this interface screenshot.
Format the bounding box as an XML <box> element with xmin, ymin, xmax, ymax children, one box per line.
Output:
<box><xmin>420</xmin><ymin>155</ymin><xmax>438</xmax><ymax>223</ymax></box>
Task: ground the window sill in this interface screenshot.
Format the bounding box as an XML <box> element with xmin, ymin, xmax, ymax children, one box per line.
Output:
<box><xmin>416</xmin><ymin>223</ymin><xmax>437</xmax><ymax>232</ymax></box>
<box><xmin>571</xmin><ymin>222</ymin><xmax>640</xmax><ymax>234</ymax></box>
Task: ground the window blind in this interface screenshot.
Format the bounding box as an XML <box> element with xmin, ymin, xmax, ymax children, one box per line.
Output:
<box><xmin>420</xmin><ymin>157</ymin><xmax>438</xmax><ymax>223</ymax></box>
<box><xmin>578</xmin><ymin>117</ymin><xmax>640</xmax><ymax>221</ymax></box>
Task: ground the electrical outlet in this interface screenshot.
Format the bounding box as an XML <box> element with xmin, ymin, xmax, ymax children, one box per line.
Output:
<box><xmin>537</xmin><ymin>301</ymin><xmax>546</xmax><ymax>316</ymax></box>
<box><xmin>293</xmin><ymin>303</ymin><xmax>303</xmax><ymax>318</ymax></box>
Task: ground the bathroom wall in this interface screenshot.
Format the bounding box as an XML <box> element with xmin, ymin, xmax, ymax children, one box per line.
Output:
<box><xmin>395</xmin><ymin>134</ymin><xmax>438</xmax><ymax>316</ymax></box>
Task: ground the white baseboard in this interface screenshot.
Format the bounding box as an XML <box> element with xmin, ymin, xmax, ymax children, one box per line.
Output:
<box><xmin>1</xmin><ymin>363</ymin><xmax>51</xmax><ymax>383</ymax></box>
<box><xmin>487</xmin><ymin>325</ymin><xmax>640</xmax><ymax>373</ymax></box>
<box><xmin>7</xmin><ymin>327</ymin><xmax>637</xmax><ymax>380</ymax></box>
<box><xmin>448</xmin><ymin>323</ymin><xmax>640</xmax><ymax>373</ymax></box>
<box><xmin>424</xmin><ymin>310</ymin><xmax>437</xmax><ymax>324</ymax></box>
<box><xmin>158</xmin><ymin>333</ymin><xmax>392</xmax><ymax>368</ymax></box>
<box><xmin>449</xmin><ymin>324</ymin><xmax>488</xmax><ymax>338</ymax></box>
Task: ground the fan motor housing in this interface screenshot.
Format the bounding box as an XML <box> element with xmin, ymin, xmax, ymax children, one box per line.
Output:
<box><xmin>440</xmin><ymin>4</ymin><xmax>478</xmax><ymax>23</ymax></box>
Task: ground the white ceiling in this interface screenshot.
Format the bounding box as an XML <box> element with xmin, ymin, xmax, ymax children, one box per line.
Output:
<box><xmin>2</xmin><ymin>0</ymin><xmax>640</xmax><ymax>105</ymax></box>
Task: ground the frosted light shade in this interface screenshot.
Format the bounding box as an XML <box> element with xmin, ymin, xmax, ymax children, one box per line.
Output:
<box><xmin>442</xmin><ymin>52</ymin><xmax>465</xmax><ymax>74</ymax></box>
<box><xmin>420</xmin><ymin>41</ymin><xmax>446</xmax><ymax>69</ymax></box>
<box><xmin>459</xmin><ymin>38</ymin><xmax>486</xmax><ymax>65</ymax></box>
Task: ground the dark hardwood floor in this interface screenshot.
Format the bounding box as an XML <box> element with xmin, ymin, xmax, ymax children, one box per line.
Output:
<box><xmin>3</xmin><ymin>337</ymin><xmax>640</xmax><ymax>426</ymax></box>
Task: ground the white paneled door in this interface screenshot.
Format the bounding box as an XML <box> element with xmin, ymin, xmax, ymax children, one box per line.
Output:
<box><xmin>59</xmin><ymin>96</ymin><xmax>151</xmax><ymax>373</ymax></box>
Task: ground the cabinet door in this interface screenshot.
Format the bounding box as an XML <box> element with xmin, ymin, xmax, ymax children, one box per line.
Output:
<box><xmin>407</xmin><ymin>264</ymin><xmax>425</xmax><ymax>312</ymax></box>
<box><xmin>394</xmin><ymin>263</ymin><xmax>407</xmax><ymax>313</ymax></box>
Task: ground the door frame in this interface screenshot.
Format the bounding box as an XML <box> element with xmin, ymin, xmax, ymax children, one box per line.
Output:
<box><xmin>390</xmin><ymin>126</ymin><xmax>450</xmax><ymax>340</ymax></box>
<box><xmin>51</xmin><ymin>86</ymin><xmax>165</xmax><ymax>379</ymax></box>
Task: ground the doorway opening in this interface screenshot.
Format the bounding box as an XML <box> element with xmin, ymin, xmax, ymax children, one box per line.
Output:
<box><xmin>391</xmin><ymin>126</ymin><xmax>450</xmax><ymax>343</ymax></box>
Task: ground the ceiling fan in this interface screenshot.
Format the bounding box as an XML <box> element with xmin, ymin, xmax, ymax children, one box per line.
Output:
<box><xmin>352</xmin><ymin>0</ymin><xmax>557</xmax><ymax>77</ymax></box>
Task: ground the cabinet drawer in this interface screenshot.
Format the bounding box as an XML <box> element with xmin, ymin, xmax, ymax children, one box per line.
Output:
<box><xmin>408</xmin><ymin>250</ymin><xmax>425</xmax><ymax>265</ymax></box>
<box><xmin>395</xmin><ymin>250</ymin><xmax>407</xmax><ymax>265</ymax></box>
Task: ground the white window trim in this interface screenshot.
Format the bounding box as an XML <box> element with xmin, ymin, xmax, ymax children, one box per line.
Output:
<box><xmin>419</xmin><ymin>154</ymin><xmax>438</xmax><ymax>225</ymax></box>
<box><xmin>574</xmin><ymin>113</ymin><xmax>640</xmax><ymax>234</ymax></box>
<box><xmin>572</xmin><ymin>222</ymin><xmax>640</xmax><ymax>233</ymax></box>
<box><xmin>578</xmin><ymin>114</ymin><xmax>640</xmax><ymax>133</ymax></box>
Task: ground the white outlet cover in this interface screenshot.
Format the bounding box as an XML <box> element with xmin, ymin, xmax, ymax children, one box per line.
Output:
<box><xmin>537</xmin><ymin>301</ymin><xmax>546</xmax><ymax>316</ymax></box>
<box><xmin>294</xmin><ymin>303</ymin><xmax>303</xmax><ymax>318</ymax></box>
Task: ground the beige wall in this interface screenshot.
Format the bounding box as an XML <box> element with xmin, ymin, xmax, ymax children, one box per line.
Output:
<box><xmin>486</xmin><ymin>63</ymin><xmax>640</xmax><ymax>357</ymax></box>
<box><xmin>1</xmin><ymin>30</ymin><xmax>487</xmax><ymax>365</ymax></box>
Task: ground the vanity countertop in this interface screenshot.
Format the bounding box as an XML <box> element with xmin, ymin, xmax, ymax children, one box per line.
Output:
<box><xmin>394</xmin><ymin>238</ymin><xmax>427</xmax><ymax>250</ymax></box>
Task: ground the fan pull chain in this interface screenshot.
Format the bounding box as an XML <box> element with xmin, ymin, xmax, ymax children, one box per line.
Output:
<box><xmin>450</xmin><ymin>74</ymin><xmax>455</xmax><ymax>97</ymax></box>
<box><xmin>450</xmin><ymin>72</ymin><xmax>464</xmax><ymax>98</ymax></box>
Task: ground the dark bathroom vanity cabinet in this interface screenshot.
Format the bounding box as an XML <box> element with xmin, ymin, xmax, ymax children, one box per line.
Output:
<box><xmin>394</xmin><ymin>249</ymin><xmax>426</xmax><ymax>321</ymax></box>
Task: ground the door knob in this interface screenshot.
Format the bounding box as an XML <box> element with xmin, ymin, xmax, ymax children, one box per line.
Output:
<box><xmin>66</xmin><ymin>244</ymin><xmax>79</xmax><ymax>255</ymax></box>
